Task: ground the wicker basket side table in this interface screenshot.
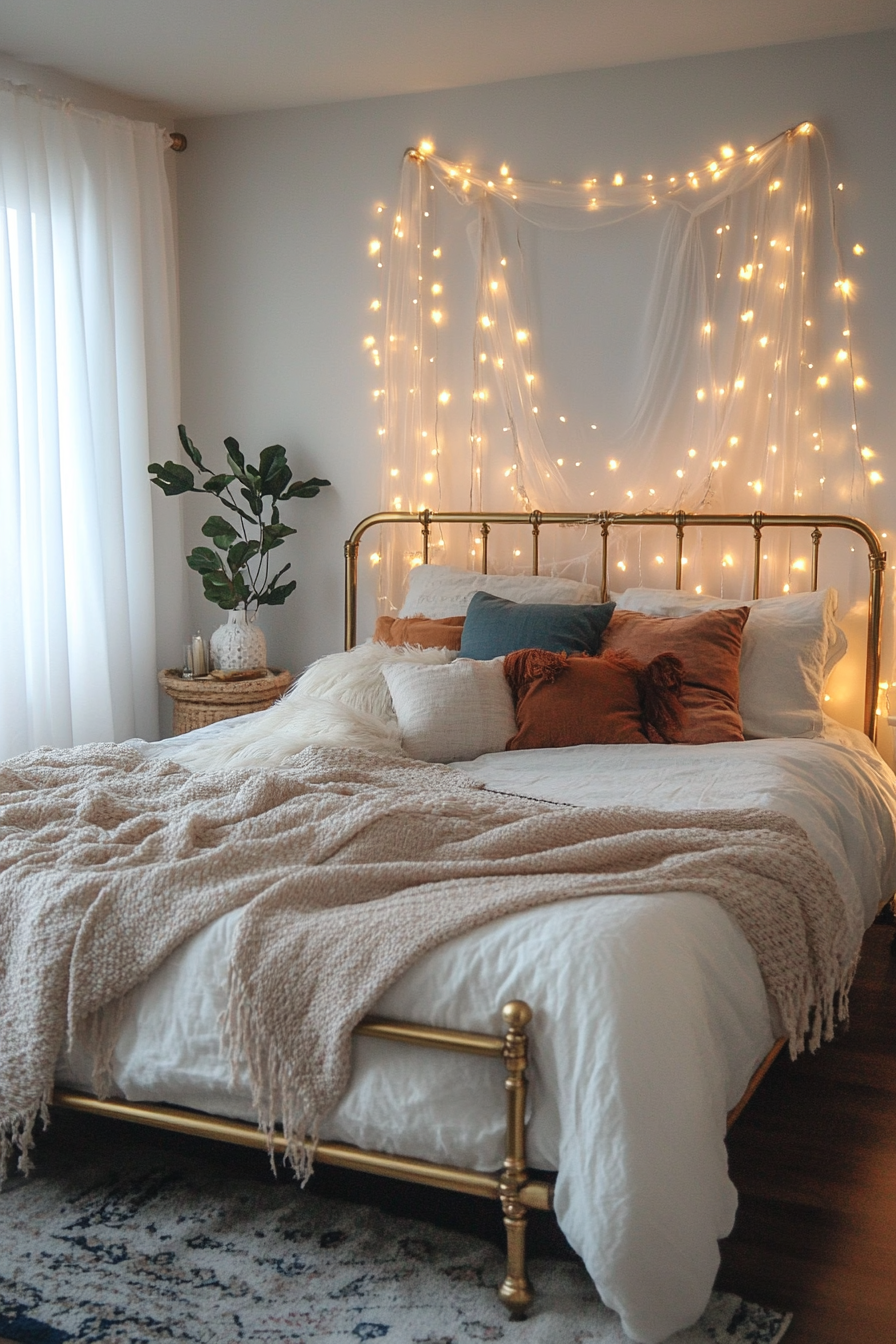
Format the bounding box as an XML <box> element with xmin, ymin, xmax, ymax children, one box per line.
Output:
<box><xmin>158</xmin><ymin>667</ymin><xmax>293</xmax><ymax>736</ymax></box>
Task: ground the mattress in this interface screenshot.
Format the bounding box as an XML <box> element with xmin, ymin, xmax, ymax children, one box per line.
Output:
<box><xmin>57</xmin><ymin>728</ymin><xmax>896</xmax><ymax>1343</ymax></box>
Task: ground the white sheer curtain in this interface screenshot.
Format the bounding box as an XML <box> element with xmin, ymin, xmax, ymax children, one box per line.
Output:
<box><xmin>0</xmin><ymin>83</ymin><xmax>180</xmax><ymax>757</ymax></box>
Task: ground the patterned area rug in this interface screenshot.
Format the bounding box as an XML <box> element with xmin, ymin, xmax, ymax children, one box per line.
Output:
<box><xmin>0</xmin><ymin>1124</ymin><xmax>790</xmax><ymax>1344</ymax></box>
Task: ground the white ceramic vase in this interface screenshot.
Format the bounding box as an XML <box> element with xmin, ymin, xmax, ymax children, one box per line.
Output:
<box><xmin>209</xmin><ymin>607</ymin><xmax>267</xmax><ymax>671</ymax></box>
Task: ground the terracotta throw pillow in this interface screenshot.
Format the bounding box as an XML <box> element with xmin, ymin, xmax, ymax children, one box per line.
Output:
<box><xmin>504</xmin><ymin>648</ymin><xmax>685</xmax><ymax>750</ymax></box>
<box><xmin>600</xmin><ymin>606</ymin><xmax>749</xmax><ymax>744</ymax></box>
<box><xmin>374</xmin><ymin>614</ymin><xmax>465</xmax><ymax>650</ymax></box>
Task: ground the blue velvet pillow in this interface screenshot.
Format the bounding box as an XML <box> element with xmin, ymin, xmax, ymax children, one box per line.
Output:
<box><xmin>459</xmin><ymin>590</ymin><xmax>616</xmax><ymax>660</ymax></box>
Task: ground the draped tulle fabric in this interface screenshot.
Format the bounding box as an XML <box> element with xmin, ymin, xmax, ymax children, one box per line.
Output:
<box><xmin>0</xmin><ymin>83</ymin><xmax>180</xmax><ymax>754</ymax></box>
<box><xmin>378</xmin><ymin>126</ymin><xmax>873</xmax><ymax>625</ymax></box>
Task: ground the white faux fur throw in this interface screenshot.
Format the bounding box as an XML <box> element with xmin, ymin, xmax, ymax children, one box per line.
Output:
<box><xmin>1</xmin><ymin>742</ymin><xmax>854</xmax><ymax>1184</ymax></box>
<box><xmin>146</xmin><ymin>642</ymin><xmax>456</xmax><ymax>772</ymax></box>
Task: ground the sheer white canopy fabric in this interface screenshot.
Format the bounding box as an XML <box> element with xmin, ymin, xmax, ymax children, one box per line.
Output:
<box><xmin>377</xmin><ymin>125</ymin><xmax>874</xmax><ymax>618</ymax></box>
<box><xmin>0</xmin><ymin>84</ymin><xmax>180</xmax><ymax>756</ymax></box>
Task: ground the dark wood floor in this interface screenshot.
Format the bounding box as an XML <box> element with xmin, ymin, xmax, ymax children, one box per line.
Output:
<box><xmin>717</xmin><ymin>922</ymin><xmax>896</xmax><ymax>1343</ymax></box>
<box><xmin>8</xmin><ymin>924</ymin><xmax>895</xmax><ymax>1344</ymax></box>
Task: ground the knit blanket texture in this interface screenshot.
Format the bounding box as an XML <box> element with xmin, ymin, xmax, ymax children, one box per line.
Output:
<box><xmin>0</xmin><ymin>742</ymin><xmax>854</xmax><ymax>1182</ymax></box>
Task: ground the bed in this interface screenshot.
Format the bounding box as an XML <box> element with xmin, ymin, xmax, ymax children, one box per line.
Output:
<box><xmin>5</xmin><ymin>508</ymin><xmax>896</xmax><ymax>1344</ymax></box>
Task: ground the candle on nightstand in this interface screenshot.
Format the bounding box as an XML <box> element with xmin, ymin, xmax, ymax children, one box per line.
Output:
<box><xmin>190</xmin><ymin>632</ymin><xmax>208</xmax><ymax>677</ymax></box>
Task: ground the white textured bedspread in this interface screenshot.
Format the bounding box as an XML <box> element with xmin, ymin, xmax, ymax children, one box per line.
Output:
<box><xmin>58</xmin><ymin>731</ymin><xmax>896</xmax><ymax>1343</ymax></box>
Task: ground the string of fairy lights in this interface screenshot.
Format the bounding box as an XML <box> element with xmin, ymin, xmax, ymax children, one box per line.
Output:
<box><xmin>360</xmin><ymin>124</ymin><xmax>889</xmax><ymax>618</ymax></box>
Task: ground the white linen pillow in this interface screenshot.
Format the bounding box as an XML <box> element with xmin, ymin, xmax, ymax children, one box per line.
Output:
<box><xmin>382</xmin><ymin>657</ymin><xmax>516</xmax><ymax>763</ymax></box>
<box><xmin>398</xmin><ymin>563</ymin><xmax>605</xmax><ymax>619</ymax></box>
<box><xmin>616</xmin><ymin>586</ymin><xmax>846</xmax><ymax>739</ymax></box>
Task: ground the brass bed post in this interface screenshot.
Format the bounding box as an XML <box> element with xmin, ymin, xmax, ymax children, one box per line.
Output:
<box><xmin>868</xmin><ymin>550</ymin><xmax>886</xmax><ymax>743</ymax></box>
<box><xmin>344</xmin><ymin>538</ymin><xmax>360</xmax><ymax>651</ymax></box>
<box><xmin>530</xmin><ymin>511</ymin><xmax>541</xmax><ymax>575</ymax></box>
<box><xmin>810</xmin><ymin>527</ymin><xmax>822</xmax><ymax>591</ymax></box>
<box><xmin>498</xmin><ymin>1000</ymin><xmax>535</xmax><ymax>1319</ymax></box>
<box><xmin>481</xmin><ymin>521</ymin><xmax>491</xmax><ymax>573</ymax></box>
<box><xmin>599</xmin><ymin>514</ymin><xmax>611</xmax><ymax>603</ymax></box>
<box><xmin>420</xmin><ymin>509</ymin><xmax>431</xmax><ymax>565</ymax></box>
<box><xmin>674</xmin><ymin>512</ymin><xmax>686</xmax><ymax>591</ymax></box>
<box><xmin>751</xmin><ymin>513</ymin><xmax>763</xmax><ymax>599</ymax></box>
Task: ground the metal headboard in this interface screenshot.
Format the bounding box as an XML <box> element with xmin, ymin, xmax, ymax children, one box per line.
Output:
<box><xmin>344</xmin><ymin>510</ymin><xmax>886</xmax><ymax>741</ymax></box>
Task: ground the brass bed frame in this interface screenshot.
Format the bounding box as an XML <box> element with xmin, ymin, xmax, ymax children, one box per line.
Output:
<box><xmin>55</xmin><ymin>508</ymin><xmax>886</xmax><ymax>1320</ymax></box>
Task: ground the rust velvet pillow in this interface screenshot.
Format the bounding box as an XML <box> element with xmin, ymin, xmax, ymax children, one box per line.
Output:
<box><xmin>503</xmin><ymin>648</ymin><xmax>685</xmax><ymax>750</ymax></box>
<box><xmin>373</xmin><ymin>614</ymin><xmax>465</xmax><ymax>650</ymax></box>
<box><xmin>600</xmin><ymin>606</ymin><xmax>749</xmax><ymax>744</ymax></box>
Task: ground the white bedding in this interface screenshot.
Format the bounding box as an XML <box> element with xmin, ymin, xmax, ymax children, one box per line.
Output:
<box><xmin>57</xmin><ymin>729</ymin><xmax>896</xmax><ymax>1343</ymax></box>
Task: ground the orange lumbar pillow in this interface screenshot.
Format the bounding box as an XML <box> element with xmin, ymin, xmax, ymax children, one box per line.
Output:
<box><xmin>373</xmin><ymin>614</ymin><xmax>465</xmax><ymax>650</ymax></box>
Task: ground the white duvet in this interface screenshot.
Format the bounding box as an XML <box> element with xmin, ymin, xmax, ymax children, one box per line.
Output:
<box><xmin>57</xmin><ymin>726</ymin><xmax>896</xmax><ymax>1343</ymax></box>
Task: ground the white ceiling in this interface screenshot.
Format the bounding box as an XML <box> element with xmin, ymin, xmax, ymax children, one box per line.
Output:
<box><xmin>0</xmin><ymin>0</ymin><xmax>894</xmax><ymax>117</ymax></box>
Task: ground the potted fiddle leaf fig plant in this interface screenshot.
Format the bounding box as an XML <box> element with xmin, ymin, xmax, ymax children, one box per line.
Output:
<box><xmin>149</xmin><ymin>425</ymin><xmax>330</xmax><ymax>671</ymax></box>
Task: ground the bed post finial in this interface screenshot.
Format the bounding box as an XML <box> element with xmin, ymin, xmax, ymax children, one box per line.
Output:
<box><xmin>498</xmin><ymin>1000</ymin><xmax>534</xmax><ymax>1319</ymax></box>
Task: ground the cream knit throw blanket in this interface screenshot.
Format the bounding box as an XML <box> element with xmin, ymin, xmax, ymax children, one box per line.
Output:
<box><xmin>0</xmin><ymin>742</ymin><xmax>854</xmax><ymax>1181</ymax></box>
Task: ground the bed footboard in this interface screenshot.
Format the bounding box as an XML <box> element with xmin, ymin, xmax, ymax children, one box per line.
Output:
<box><xmin>53</xmin><ymin>999</ymin><xmax>547</xmax><ymax>1321</ymax></box>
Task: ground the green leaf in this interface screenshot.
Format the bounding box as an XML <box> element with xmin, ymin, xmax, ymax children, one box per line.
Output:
<box><xmin>202</xmin><ymin>571</ymin><xmax>240</xmax><ymax>609</ymax></box>
<box><xmin>186</xmin><ymin>546</ymin><xmax>225</xmax><ymax>575</ymax></box>
<box><xmin>148</xmin><ymin>460</ymin><xmax>195</xmax><ymax>495</ymax></box>
<box><xmin>283</xmin><ymin>476</ymin><xmax>331</xmax><ymax>499</ymax></box>
<box><xmin>177</xmin><ymin>424</ymin><xmax>205</xmax><ymax>471</ymax></box>
<box><xmin>203</xmin><ymin>473</ymin><xmax>236</xmax><ymax>495</ymax></box>
<box><xmin>227</xmin><ymin>539</ymin><xmax>260</xmax><ymax>572</ymax></box>
<box><xmin>261</xmin><ymin>521</ymin><xmax>297</xmax><ymax>554</ymax></box>
<box><xmin>258</xmin><ymin>444</ymin><xmax>292</xmax><ymax>498</ymax></box>
<box><xmin>201</xmin><ymin>515</ymin><xmax>240</xmax><ymax>549</ymax></box>
<box><xmin>257</xmin><ymin>579</ymin><xmax>297</xmax><ymax>607</ymax></box>
<box><xmin>240</xmin><ymin>486</ymin><xmax>264</xmax><ymax>516</ymax></box>
<box><xmin>223</xmin><ymin>436</ymin><xmax>244</xmax><ymax>470</ymax></box>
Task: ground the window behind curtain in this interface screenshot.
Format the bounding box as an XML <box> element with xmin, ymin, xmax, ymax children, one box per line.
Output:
<box><xmin>0</xmin><ymin>83</ymin><xmax>180</xmax><ymax>756</ymax></box>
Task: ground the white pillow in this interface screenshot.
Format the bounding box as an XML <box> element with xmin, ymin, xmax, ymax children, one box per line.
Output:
<box><xmin>616</xmin><ymin>587</ymin><xmax>846</xmax><ymax>739</ymax></box>
<box><xmin>398</xmin><ymin>563</ymin><xmax>605</xmax><ymax>619</ymax></box>
<box><xmin>382</xmin><ymin>658</ymin><xmax>516</xmax><ymax>763</ymax></box>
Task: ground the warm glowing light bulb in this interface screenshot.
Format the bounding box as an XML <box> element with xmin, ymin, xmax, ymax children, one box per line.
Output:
<box><xmin>853</xmin><ymin>243</ymin><xmax>865</xmax><ymax>255</ymax></box>
<box><xmin>432</xmin><ymin>247</ymin><xmax>442</xmax><ymax>258</ymax></box>
<box><xmin>438</xmin><ymin>390</ymin><xmax>451</xmax><ymax>404</ymax></box>
<box><xmin>869</xmin><ymin>471</ymin><xmax>883</xmax><ymax>484</ymax></box>
<box><xmin>613</xmin><ymin>173</ymin><xmax>624</xmax><ymax>186</ymax></box>
<box><xmin>370</xmin><ymin>299</ymin><xmax>381</xmax><ymax>311</ymax></box>
<box><xmin>418</xmin><ymin>139</ymin><xmax>434</xmax><ymax>155</ymax></box>
<box><xmin>759</xmin><ymin>336</ymin><xmax>769</xmax><ymax>348</ymax></box>
<box><xmin>688</xmin><ymin>448</ymin><xmax>697</xmax><ymax>458</ymax></box>
<box><xmin>480</xmin><ymin>315</ymin><xmax>491</xmax><ymax>328</ymax></box>
<box><xmin>696</xmin><ymin>388</ymin><xmax>706</xmax><ymax>401</ymax></box>
<box><xmin>515</xmin><ymin>330</ymin><xmax>528</xmax><ymax>342</ymax></box>
<box><xmin>854</xmin><ymin>376</ymin><xmax>867</xmax><ymax>389</ymax></box>
<box><xmin>721</xmin><ymin>145</ymin><xmax>736</xmax><ymax>159</ymax></box>
<box><xmin>431</xmin><ymin>309</ymin><xmax>442</xmax><ymax>324</ymax></box>
<box><xmin>431</xmin><ymin>283</ymin><xmax>442</xmax><ymax>295</ymax></box>
<box><xmin>608</xmin><ymin>459</ymin><xmax>619</xmax><ymax>470</ymax></box>
<box><xmin>861</xmin><ymin>447</ymin><xmax>874</xmax><ymax>459</ymax></box>
<box><xmin>500</xmin><ymin>163</ymin><xmax>510</xmax><ymax>177</ymax></box>
<box><xmin>363</xmin><ymin>335</ymin><xmax>376</xmax><ymax>348</ymax></box>
<box><xmin>817</xmin><ymin>375</ymin><xmax>829</xmax><ymax>387</ymax></box>
<box><xmin>369</xmin><ymin>239</ymin><xmax>381</xmax><ymax>255</ymax></box>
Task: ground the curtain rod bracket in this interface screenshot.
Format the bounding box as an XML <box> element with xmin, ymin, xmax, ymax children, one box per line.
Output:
<box><xmin>168</xmin><ymin>132</ymin><xmax>188</xmax><ymax>153</ymax></box>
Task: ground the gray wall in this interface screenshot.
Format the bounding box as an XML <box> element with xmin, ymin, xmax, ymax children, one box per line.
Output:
<box><xmin>173</xmin><ymin>31</ymin><xmax>895</xmax><ymax>689</ymax></box>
